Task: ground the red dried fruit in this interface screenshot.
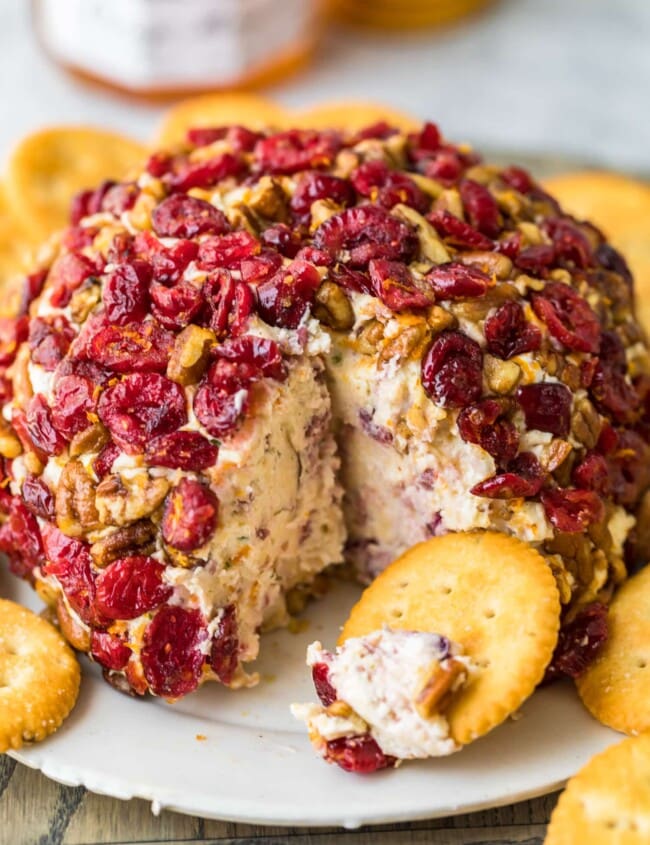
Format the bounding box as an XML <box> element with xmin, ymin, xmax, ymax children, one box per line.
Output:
<box><xmin>162</xmin><ymin>478</ymin><xmax>219</xmax><ymax>552</ymax></box>
<box><xmin>214</xmin><ymin>335</ymin><xmax>287</xmax><ymax>382</ymax></box>
<box><xmin>141</xmin><ymin>606</ymin><xmax>207</xmax><ymax>698</ymax></box>
<box><xmin>544</xmin><ymin>218</ymin><xmax>593</xmax><ymax>268</ymax></box>
<box><xmin>517</xmin><ymin>383</ymin><xmax>572</xmax><ymax>438</ymax></box>
<box><xmin>0</xmin><ymin>370</ymin><xmax>12</xmax><ymax>406</ymax></box>
<box><xmin>409</xmin><ymin>122</ymin><xmax>441</xmax><ymax>155</ymax></box>
<box><xmin>210</xmin><ymin>604</ymin><xmax>239</xmax><ymax>685</ymax></box>
<box><xmin>457</xmin><ymin>399</ymin><xmax>519</xmax><ymax>465</ymax></box>
<box><xmin>421</xmin><ymin>330</ymin><xmax>483</xmax><ymax>408</ymax></box>
<box><xmin>0</xmin><ymin>316</ymin><xmax>28</xmax><ymax>366</ymax></box>
<box><xmin>240</xmin><ymin>251</ymin><xmax>283</xmax><ymax>285</ymax></box>
<box><xmin>351</xmin><ymin>160</ymin><xmax>428</xmax><ymax>212</ymax></box>
<box><xmin>150</xmin><ymin>281</ymin><xmax>204</xmax><ymax>330</ymax></box>
<box><xmin>93</xmin><ymin>442</ymin><xmax>121</xmax><ymax>479</ymax></box>
<box><xmin>206</xmin><ymin>272</ymin><xmax>255</xmax><ymax>338</ymax></box>
<box><xmin>88</xmin><ymin>322</ymin><xmax>174</xmax><ymax>373</ymax></box>
<box><xmin>26</xmin><ymin>394</ymin><xmax>66</xmax><ymax>455</ymax></box>
<box><xmin>500</xmin><ymin>166</ymin><xmax>534</xmax><ymax>194</ymax></box>
<box><xmin>134</xmin><ymin>231</ymin><xmax>198</xmax><ymax>284</ymax></box>
<box><xmin>606</xmin><ymin>429</ymin><xmax>650</xmax><ymax>507</ymax></box>
<box><xmin>572</xmin><ymin>452</ymin><xmax>611</xmax><ymax>496</ymax></box>
<box><xmin>294</xmin><ymin>245</ymin><xmax>333</xmax><ymax>267</ymax></box>
<box><xmin>48</xmin><ymin>252</ymin><xmax>99</xmax><ymax>308</ymax></box>
<box><xmin>471</xmin><ymin>452</ymin><xmax>545</xmax><ymax>499</ymax></box>
<box><xmin>257</xmin><ymin>260</ymin><xmax>321</xmax><ymax>328</ymax></box>
<box><xmin>422</xmin><ymin>150</ymin><xmax>464</xmax><ymax>185</ymax></box>
<box><xmin>459</xmin><ymin>179</ymin><xmax>501</xmax><ymax>237</ymax></box>
<box><xmin>595</xmin><ymin>243</ymin><xmax>633</xmax><ymax>286</ymax></box>
<box><xmin>61</xmin><ymin>224</ymin><xmax>97</xmax><ymax>252</ymax></box>
<box><xmin>198</xmin><ymin>231</ymin><xmax>261</xmax><ymax>271</ymax></box>
<box><xmin>29</xmin><ymin>315</ymin><xmax>76</xmax><ymax>370</ymax></box>
<box><xmin>22</xmin><ymin>474</ymin><xmax>55</xmax><ymax>519</ymax></box>
<box><xmin>145</xmin><ymin>430</ymin><xmax>218</xmax><ymax>471</ymax></box>
<box><xmin>11</xmin><ymin>408</ymin><xmax>47</xmax><ymax>463</ymax></box>
<box><xmin>291</xmin><ymin>171</ymin><xmax>355</xmax><ymax>217</ymax></box>
<box><xmin>351</xmin><ymin>121</ymin><xmax>398</xmax><ymax>143</ymax></box>
<box><xmin>425</xmin><ymin>262</ymin><xmax>491</xmax><ymax>299</ymax></box>
<box><xmin>545</xmin><ymin>603</ymin><xmax>608</xmax><ymax>682</ymax></box>
<box><xmin>427</xmin><ymin>209</ymin><xmax>493</xmax><ymax>250</ymax></box>
<box><xmin>313</xmin><ymin>205</ymin><xmax>417</xmax><ymax>268</ymax></box>
<box><xmin>0</xmin><ymin>497</ymin><xmax>44</xmax><ymax>580</ymax></box>
<box><xmin>91</xmin><ymin>631</ymin><xmax>131</xmax><ymax>671</ymax></box>
<box><xmin>515</xmin><ymin>244</ymin><xmax>556</xmax><ymax>275</ymax></box>
<box><xmin>328</xmin><ymin>264</ymin><xmax>370</xmax><ymax>294</ymax></box>
<box><xmin>103</xmin><ymin>262</ymin><xmax>151</xmax><ymax>326</ymax></box>
<box><xmin>254</xmin><ymin>129</ymin><xmax>341</xmax><ymax>175</ymax></box>
<box><xmin>167</xmin><ymin>152</ymin><xmax>243</xmax><ymax>192</ymax></box>
<box><xmin>70</xmin><ymin>179</ymin><xmax>115</xmax><ymax>224</ymax></box>
<box><xmin>324</xmin><ymin>734</ymin><xmax>397</xmax><ymax>773</ymax></box>
<box><xmin>541</xmin><ymin>487</ymin><xmax>605</xmax><ymax>532</ymax></box>
<box><xmin>367</xmin><ymin>259</ymin><xmax>434</xmax><ymax>310</ymax></box>
<box><xmin>151</xmin><ymin>194</ymin><xmax>230</xmax><ymax>239</ymax></box>
<box><xmin>145</xmin><ymin>152</ymin><xmax>173</xmax><ymax>178</ymax></box>
<box><xmin>51</xmin><ymin>374</ymin><xmax>95</xmax><ymax>439</ymax></box>
<box><xmin>590</xmin><ymin>331</ymin><xmax>639</xmax><ymax>424</ymax></box>
<box><xmin>98</xmin><ymin>372</ymin><xmax>187</xmax><ymax>453</ymax></box>
<box><xmin>312</xmin><ymin>661</ymin><xmax>337</xmax><ymax>706</ymax></box>
<box><xmin>496</xmin><ymin>231</ymin><xmax>522</xmax><ymax>260</ymax></box>
<box><xmin>102</xmin><ymin>182</ymin><xmax>139</xmax><ymax>217</ymax></box>
<box><xmin>187</xmin><ymin>125</ymin><xmax>261</xmax><ymax>152</ymax></box>
<box><xmin>95</xmin><ymin>556</ymin><xmax>172</xmax><ymax>620</ymax></box>
<box><xmin>194</xmin><ymin>381</ymin><xmax>248</xmax><ymax>439</ymax></box>
<box><xmin>484</xmin><ymin>301</ymin><xmax>542</xmax><ymax>359</ymax></box>
<box><xmin>42</xmin><ymin>524</ymin><xmax>98</xmax><ymax>625</ymax></box>
<box><xmin>532</xmin><ymin>282</ymin><xmax>601</xmax><ymax>354</ymax></box>
<box><xmin>260</xmin><ymin>223</ymin><xmax>302</xmax><ymax>258</ymax></box>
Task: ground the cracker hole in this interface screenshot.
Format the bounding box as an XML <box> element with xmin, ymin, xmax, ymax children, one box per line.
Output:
<box><xmin>637</xmin><ymin>659</ymin><xmax>647</xmax><ymax>669</ymax></box>
<box><xmin>390</xmin><ymin>608</ymin><xmax>403</xmax><ymax>620</ymax></box>
<box><xmin>441</xmin><ymin>586</ymin><xmax>452</xmax><ymax>595</ymax></box>
<box><xmin>483</xmin><ymin>609</ymin><xmax>495</xmax><ymax>620</ymax></box>
<box><xmin>398</xmin><ymin>581</ymin><xmax>409</xmax><ymax>589</ymax></box>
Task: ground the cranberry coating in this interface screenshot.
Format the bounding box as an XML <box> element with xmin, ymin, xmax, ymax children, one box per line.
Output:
<box><xmin>141</xmin><ymin>606</ymin><xmax>207</xmax><ymax>698</ymax></box>
<box><xmin>425</xmin><ymin>262</ymin><xmax>490</xmax><ymax>300</ymax></box>
<box><xmin>41</xmin><ymin>525</ymin><xmax>98</xmax><ymax>625</ymax></box>
<box><xmin>88</xmin><ymin>322</ymin><xmax>173</xmax><ymax>374</ymax></box>
<box><xmin>162</xmin><ymin>478</ymin><xmax>219</xmax><ymax>552</ymax></box>
<box><xmin>368</xmin><ymin>259</ymin><xmax>434</xmax><ymax>310</ymax></box>
<box><xmin>532</xmin><ymin>282</ymin><xmax>601</xmax><ymax>354</ymax></box>
<box><xmin>421</xmin><ymin>331</ymin><xmax>483</xmax><ymax>408</ymax></box>
<box><xmin>545</xmin><ymin>603</ymin><xmax>608</xmax><ymax>681</ymax></box>
<box><xmin>351</xmin><ymin>160</ymin><xmax>428</xmax><ymax>213</ymax></box>
<box><xmin>0</xmin><ymin>497</ymin><xmax>44</xmax><ymax>580</ymax></box>
<box><xmin>457</xmin><ymin>399</ymin><xmax>519</xmax><ymax>465</ymax></box>
<box><xmin>151</xmin><ymin>194</ymin><xmax>230</xmax><ymax>239</ymax></box>
<box><xmin>313</xmin><ymin>205</ymin><xmax>417</xmax><ymax>268</ymax></box>
<box><xmin>26</xmin><ymin>394</ymin><xmax>66</xmax><ymax>456</ymax></box>
<box><xmin>312</xmin><ymin>662</ymin><xmax>337</xmax><ymax>706</ymax></box>
<box><xmin>291</xmin><ymin>171</ymin><xmax>355</xmax><ymax>217</ymax></box>
<box><xmin>257</xmin><ymin>260</ymin><xmax>321</xmax><ymax>328</ymax></box>
<box><xmin>21</xmin><ymin>474</ymin><xmax>55</xmax><ymax>520</ymax></box>
<box><xmin>517</xmin><ymin>383</ymin><xmax>572</xmax><ymax>438</ymax></box>
<box><xmin>51</xmin><ymin>374</ymin><xmax>96</xmax><ymax>439</ymax></box>
<box><xmin>91</xmin><ymin>631</ymin><xmax>132</xmax><ymax>671</ymax></box>
<box><xmin>541</xmin><ymin>488</ymin><xmax>605</xmax><ymax>533</ymax></box>
<box><xmin>459</xmin><ymin>179</ymin><xmax>501</xmax><ymax>238</ymax></box>
<box><xmin>102</xmin><ymin>262</ymin><xmax>151</xmax><ymax>326</ymax></box>
<box><xmin>254</xmin><ymin>129</ymin><xmax>341</xmax><ymax>175</ymax></box>
<box><xmin>324</xmin><ymin>734</ymin><xmax>397</xmax><ymax>773</ymax></box>
<box><xmin>95</xmin><ymin>556</ymin><xmax>172</xmax><ymax>620</ymax></box>
<box><xmin>145</xmin><ymin>431</ymin><xmax>218</xmax><ymax>471</ymax></box>
<box><xmin>29</xmin><ymin>315</ymin><xmax>76</xmax><ymax>371</ymax></box>
<box><xmin>210</xmin><ymin>604</ymin><xmax>239</xmax><ymax>685</ymax></box>
<box><xmin>484</xmin><ymin>301</ymin><xmax>541</xmax><ymax>360</ymax></box>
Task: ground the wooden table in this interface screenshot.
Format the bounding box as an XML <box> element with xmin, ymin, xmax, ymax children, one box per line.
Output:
<box><xmin>1</xmin><ymin>755</ymin><xmax>557</xmax><ymax>845</ymax></box>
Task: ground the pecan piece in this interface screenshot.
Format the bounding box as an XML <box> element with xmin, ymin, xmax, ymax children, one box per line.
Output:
<box><xmin>55</xmin><ymin>459</ymin><xmax>102</xmax><ymax>537</ymax></box>
<box><xmin>69</xmin><ymin>421</ymin><xmax>110</xmax><ymax>458</ymax></box>
<box><xmin>313</xmin><ymin>282</ymin><xmax>354</xmax><ymax>331</ymax></box>
<box><xmin>356</xmin><ymin>319</ymin><xmax>385</xmax><ymax>355</ymax></box>
<box><xmin>484</xmin><ymin>355</ymin><xmax>521</xmax><ymax>395</ymax></box>
<box><xmin>380</xmin><ymin>320</ymin><xmax>430</xmax><ymax>364</ymax></box>
<box><xmin>96</xmin><ymin>472</ymin><xmax>169</xmax><ymax>526</ymax></box>
<box><xmin>416</xmin><ymin>658</ymin><xmax>468</xmax><ymax>719</ymax></box>
<box><xmin>0</xmin><ymin>419</ymin><xmax>22</xmax><ymax>459</ymax></box>
<box><xmin>56</xmin><ymin>597</ymin><xmax>91</xmax><ymax>651</ymax></box>
<box><xmin>167</xmin><ymin>325</ymin><xmax>215</xmax><ymax>386</ymax></box>
<box><xmin>571</xmin><ymin>397</ymin><xmax>602</xmax><ymax>449</ymax></box>
<box><xmin>391</xmin><ymin>203</ymin><xmax>450</xmax><ymax>264</ymax></box>
<box><xmin>90</xmin><ymin>519</ymin><xmax>157</xmax><ymax>567</ymax></box>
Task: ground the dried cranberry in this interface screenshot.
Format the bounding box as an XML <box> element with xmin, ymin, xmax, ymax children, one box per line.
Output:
<box><xmin>93</xmin><ymin>442</ymin><xmax>120</xmax><ymax>479</ymax></box>
<box><xmin>532</xmin><ymin>282</ymin><xmax>601</xmax><ymax>354</ymax></box>
<box><xmin>457</xmin><ymin>399</ymin><xmax>519</xmax><ymax>464</ymax></box>
<box><xmin>422</xmin><ymin>150</ymin><xmax>464</xmax><ymax>185</ymax></box>
<box><xmin>91</xmin><ymin>631</ymin><xmax>131</xmax><ymax>671</ymax></box>
<box><xmin>194</xmin><ymin>382</ymin><xmax>248</xmax><ymax>439</ymax></box>
<box><xmin>206</xmin><ymin>272</ymin><xmax>255</xmax><ymax>338</ymax></box>
<box><xmin>98</xmin><ymin>372</ymin><xmax>187</xmax><ymax>453</ymax></box>
<box><xmin>294</xmin><ymin>245</ymin><xmax>333</xmax><ymax>267</ymax></box>
<box><xmin>313</xmin><ymin>206</ymin><xmax>417</xmax><ymax>268</ymax></box>
<box><xmin>328</xmin><ymin>265</ymin><xmax>370</xmax><ymax>294</ymax></box>
<box><xmin>291</xmin><ymin>171</ymin><xmax>355</xmax><ymax>217</ymax></box>
<box><xmin>95</xmin><ymin>556</ymin><xmax>172</xmax><ymax>620</ymax></box>
<box><xmin>41</xmin><ymin>524</ymin><xmax>98</xmax><ymax>625</ymax></box>
<box><xmin>351</xmin><ymin>121</ymin><xmax>398</xmax><ymax>143</ymax></box>
<box><xmin>351</xmin><ymin>160</ymin><xmax>428</xmax><ymax>212</ymax></box>
<box><xmin>187</xmin><ymin>125</ymin><xmax>261</xmax><ymax>152</ymax></box>
<box><xmin>134</xmin><ymin>231</ymin><xmax>198</xmax><ymax>284</ymax></box>
<box><xmin>198</xmin><ymin>231</ymin><xmax>261</xmax><ymax>271</ymax></box>
<box><xmin>70</xmin><ymin>179</ymin><xmax>115</xmax><ymax>224</ymax></box>
<box><xmin>515</xmin><ymin>244</ymin><xmax>556</xmax><ymax>275</ymax></box>
<box><xmin>141</xmin><ymin>606</ymin><xmax>207</xmax><ymax>698</ymax></box>
<box><xmin>541</xmin><ymin>487</ymin><xmax>605</xmax><ymax>532</ymax></box>
<box><xmin>150</xmin><ymin>282</ymin><xmax>204</xmax><ymax>330</ymax></box>
<box><xmin>240</xmin><ymin>251</ymin><xmax>283</xmax><ymax>285</ymax></box>
<box><xmin>459</xmin><ymin>180</ymin><xmax>501</xmax><ymax>237</ymax></box>
<box><xmin>48</xmin><ymin>252</ymin><xmax>99</xmax><ymax>308</ymax></box>
<box><xmin>254</xmin><ymin>129</ymin><xmax>340</xmax><ymax>175</ymax></box>
<box><xmin>572</xmin><ymin>452</ymin><xmax>611</xmax><ymax>495</ymax></box>
<box><xmin>0</xmin><ymin>370</ymin><xmax>12</xmax><ymax>406</ymax></box>
<box><xmin>257</xmin><ymin>260</ymin><xmax>321</xmax><ymax>328</ymax></box>
<box><xmin>152</xmin><ymin>194</ymin><xmax>230</xmax><ymax>239</ymax></box>
<box><xmin>517</xmin><ymin>383</ymin><xmax>572</xmax><ymax>438</ymax></box>
<box><xmin>427</xmin><ymin>210</ymin><xmax>493</xmax><ymax>250</ymax></box>
<box><xmin>426</xmin><ymin>262</ymin><xmax>490</xmax><ymax>299</ymax></box>
<box><xmin>88</xmin><ymin>322</ymin><xmax>173</xmax><ymax>373</ymax></box>
<box><xmin>409</xmin><ymin>122</ymin><xmax>441</xmax><ymax>156</ymax></box>
<box><xmin>26</xmin><ymin>394</ymin><xmax>66</xmax><ymax>456</ymax></box>
<box><xmin>324</xmin><ymin>735</ymin><xmax>396</xmax><ymax>773</ymax></box>
<box><xmin>22</xmin><ymin>474</ymin><xmax>55</xmax><ymax>519</ymax></box>
<box><xmin>544</xmin><ymin>218</ymin><xmax>593</xmax><ymax>268</ymax></box>
<box><xmin>595</xmin><ymin>243</ymin><xmax>633</xmax><ymax>286</ymax></box>
<box><xmin>51</xmin><ymin>374</ymin><xmax>95</xmax><ymax>439</ymax></box>
<box><xmin>606</xmin><ymin>429</ymin><xmax>650</xmax><ymax>507</ymax></box>
<box><xmin>260</xmin><ymin>223</ymin><xmax>302</xmax><ymax>258</ymax></box>
<box><xmin>145</xmin><ymin>431</ymin><xmax>218</xmax><ymax>471</ymax></box>
<box><xmin>102</xmin><ymin>182</ymin><xmax>139</xmax><ymax>217</ymax></box>
<box><xmin>312</xmin><ymin>661</ymin><xmax>337</xmax><ymax>706</ymax></box>
<box><xmin>500</xmin><ymin>166</ymin><xmax>534</xmax><ymax>194</ymax></box>
<box><xmin>545</xmin><ymin>603</ymin><xmax>608</xmax><ymax>681</ymax></box>
<box><xmin>0</xmin><ymin>497</ymin><xmax>43</xmax><ymax>580</ymax></box>
<box><xmin>590</xmin><ymin>331</ymin><xmax>639</xmax><ymax>424</ymax></box>
<box><xmin>368</xmin><ymin>259</ymin><xmax>434</xmax><ymax>310</ymax></box>
<box><xmin>145</xmin><ymin>152</ymin><xmax>173</xmax><ymax>178</ymax></box>
<box><xmin>103</xmin><ymin>262</ymin><xmax>151</xmax><ymax>326</ymax></box>
<box><xmin>210</xmin><ymin>604</ymin><xmax>238</xmax><ymax>684</ymax></box>
<box><xmin>215</xmin><ymin>335</ymin><xmax>287</xmax><ymax>382</ymax></box>
<box><xmin>421</xmin><ymin>330</ymin><xmax>483</xmax><ymax>408</ymax></box>
<box><xmin>61</xmin><ymin>225</ymin><xmax>96</xmax><ymax>252</ymax></box>
<box><xmin>167</xmin><ymin>153</ymin><xmax>243</xmax><ymax>192</ymax></box>
<box><xmin>162</xmin><ymin>478</ymin><xmax>219</xmax><ymax>552</ymax></box>
<box><xmin>0</xmin><ymin>316</ymin><xmax>28</xmax><ymax>366</ymax></box>
<box><xmin>11</xmin><ymin>408</ymin><xmax>46</xmax><ymax>463</ymax></box>
<box><xmin>29</xmin><ymin>315</ymin><xmax>75</xmax><ymax>370</ymax></box>
<box><xmin>484</xmin><ymin>301</ymin><xmax>542</xmax><ymax>360</ymax></box>
<box><xmin>496</xmin><ymin>231</ymin><xmax>522</xmax><ymax>260</ymax></box>
<box><xmin>471</xmin><ymin>452</ymin><xmax>545</xmax><ymax>499</ymax></box>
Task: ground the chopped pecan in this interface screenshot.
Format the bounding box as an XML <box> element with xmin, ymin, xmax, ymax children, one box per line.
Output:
<box><xmin>10</xmin><ymin>344</ymin><xmax>33</xmax><ymax>408</ymax></box>
<box><xmin>55</xmin><ymin>459</ymin><xmax>102</xmax><ymax>537</ymax></box>
<box><xmin>416</xmin><ymin>658</ymin><xmax>467</xmax><ymax>719</ymax></box>
<box><xmin>69</xmin><ymin>281</ymin><xmax>102</xmax><ymax>323</ymax></box>
<box><xmin>167</xmin><ymin>325</ymin><xmax>215</xmax><ymax>386</ymax></box>
<box><xmin>542</xmin><ymin>439</ymin><xmax>573</xmax><ymax>473</ymax></box>
<box><xmin>314</xmin><ymin>282</ymin><xmax>354</xmax><ymax>331</ymax></box>
<box><xmin>483</xmin><ymin>355</ymin><xmax>521</xmax><ymax>394</ymax></box>
<box><xmin>309</xmin><ymin>199</ymin><xmax>343</xmax><ymax>233</ymax></box>
<box><xmin>90</xmin><ymin>519</ymin><xmax>157</xmax><ymax>567</ymax></box>
<box><xmin>457</xmin><ymin>251</ymin><xmax>513</xmax><ymax>281</ymax></box>
<box><xmin>56</xmin><ymin>597</ymin><xmax>91</xmax><ymax>651</ymax></box>
<box><xmin>96</xmin><ymin>472</ymin><xmax>169</xmax><ymax>526</ymax></box>
<box><xmin>380</xmin><ymin>320</ymin><xmax>429</xmax><ymax>364</ymax></box>
<box><xmin>246</xmin><ymin>176</ymin><xmax>289</xmax><ymax>222</ymax></box>
<box><xmin>356</xmin><ymin>319</ymin><xmax>385</xmax><ymax>355</ymax></box>
<box><xmin>391</xmin><ymin>204</ymin><xmax>450</xmax><ymax>264</ymax></box>
<box><xmin>571</xmin><ymin>397</ymin><xmax>602</xmax><ymax>449</ymax></box>
<box><xmin>69</xmin><ymin>421</ymin><xmax>110</xmax><ymax>458</ymax></box>
<box><xmin>426</xmin><ymin>305</ymin><xmax>457</xmax><ymax>335</ymax></box>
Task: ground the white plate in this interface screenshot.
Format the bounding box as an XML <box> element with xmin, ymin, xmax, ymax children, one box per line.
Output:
<box><xmin>5</xmin><ymin>573</ymin><xmax>620</xmax><ymax>829</ymax></box>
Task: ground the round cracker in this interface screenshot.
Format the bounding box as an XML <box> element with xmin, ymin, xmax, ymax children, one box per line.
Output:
<box><xmin>5</xmin><ymin>126</ymin><xmax>148</xmax><ymax>240</ymax></box>
<box><xmin>156</xmin><ymin>93</ymin><xmax>290</xmax><ymax>147</ymax></box>
<box><xmin>576</xmin><ymin>565</ymin><xmax>650</xmax><ymax>735</ymax></box>
<box><xmin>0</xmin><ymin>598</ymin><xmax>80</xmax><ymax>752</ymax></box>
<box><xmin>295</xmin><ymin>101</ymin><xmax>420</xmax><ymax>133</ymax></box>
<box><xmin>339</xmin><ymin>531</ymin><xmax>560</xmax><ymax>745</ymax></box>
<box><xmin>0</xmin><ymin>184</ymin><xmax>34</xmax><ymax>311</ymax></box>
<box><xmin>545</xmin><ymin>733</ymin><xmax>650</xmax><ymax>844</ymax></box>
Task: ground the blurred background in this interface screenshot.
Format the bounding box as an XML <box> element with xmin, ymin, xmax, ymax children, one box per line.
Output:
<box><xmin>1</xmin><ymin>0</ymin><xmax>649</xmax><ymax>170</ymax></box>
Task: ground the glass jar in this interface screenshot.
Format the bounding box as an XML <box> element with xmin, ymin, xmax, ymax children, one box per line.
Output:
<box><xmin>32</xmin><ymin>0</ymin><xmax>321</xmax><ymax>97</ymax></box>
